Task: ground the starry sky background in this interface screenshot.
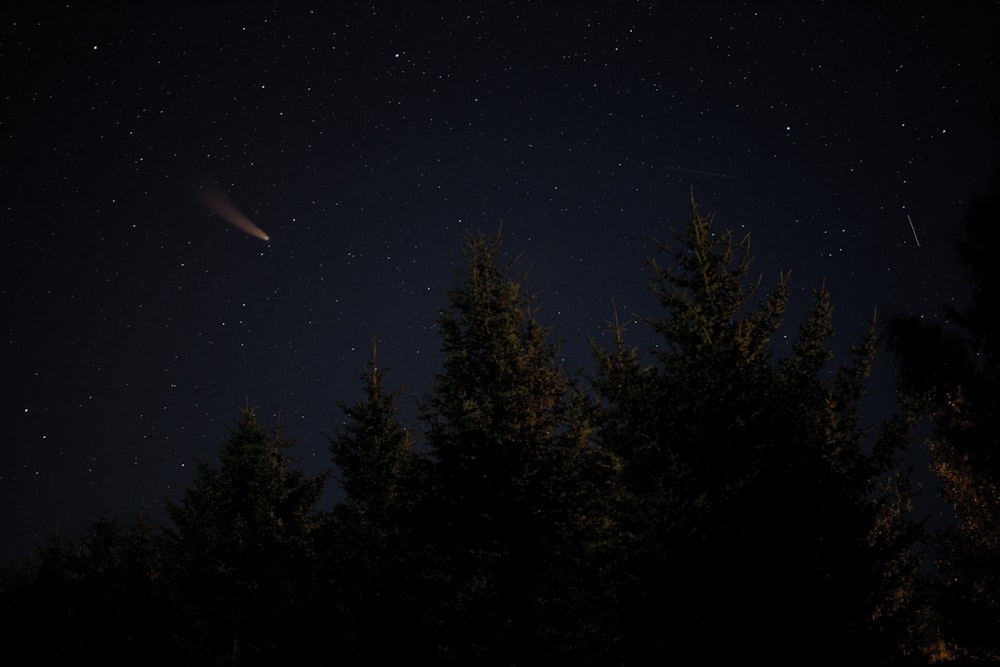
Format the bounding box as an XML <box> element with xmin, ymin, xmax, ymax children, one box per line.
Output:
<box><xmin>3</xmin><ymin>1</ymin><xmax>999</xmax><ymax>565</ymax></box>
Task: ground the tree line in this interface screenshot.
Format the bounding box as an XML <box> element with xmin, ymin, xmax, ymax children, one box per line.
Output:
<box><xmin>2</xmin><ymin>184</ymin><xmax>998</xmax><ymax>665</ymax></box>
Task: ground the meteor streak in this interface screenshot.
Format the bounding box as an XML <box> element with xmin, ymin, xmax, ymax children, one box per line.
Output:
<box><xmin>198</xmin><ymin>185</ymin><xmax>270</xmax><ymax>241</ymax></box>
<box><xmin>906</xmin><ymin>213</ymin><xmax>920</xmax><ymax>247</ymax></box>
<box><xmin>664</xmin><ymin>165</ymin><xmax>736</xmax><ymax>179</ymax></box>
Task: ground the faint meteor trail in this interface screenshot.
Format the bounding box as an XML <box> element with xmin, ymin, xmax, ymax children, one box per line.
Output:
<box><xmin>664</xmin><ymin>165</ymin><xmax>736</xmax><ymax>179</ymax></box>
<box><xmin>666</xmin><ymin>167</ymin><xmax>736</xmax><ymax>181</ymax></box>
<box><xmin>907</xmin><ymin>213</ymin><xmax>921</xmax><ymax>247</ymax></box>
<box><xmin>198</xmin><ymin>185</ymin><xmax>270</xmax><ymax>241</ymax></box>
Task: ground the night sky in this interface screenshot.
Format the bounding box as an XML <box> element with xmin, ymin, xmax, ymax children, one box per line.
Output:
<box><xmin>4</xmin><ymin>2</ymin><xmax>999</xmax><ymax>565</ymax></box>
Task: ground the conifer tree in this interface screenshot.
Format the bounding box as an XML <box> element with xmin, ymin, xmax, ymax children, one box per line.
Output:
<box><xmin>164</xmin><ymin>407</ymin><xmax>328</xmax><ymax>665</ymax></box>
<box><xmin>592</xmin><ymin>193</ymin><xmax>914</xmax><ymax>662</ymax></box>
<box><xmin>330</xmin><ymin>337</ymin><xmax>422</xmax><ymax>528</ymax></box>
<box><xmin>325</xmin><ymin>340</ymin><xmax>429</xmax><ymax>662</ymax></box>
<box><xmin>0</xmin><ymin>512</ymin><xmax>179</xmax><ymax>664</ymax></box>
<box><xmin>421</xmin><ymin>229</ymin><xmax>609</xmax><ymax>663</ymax></box>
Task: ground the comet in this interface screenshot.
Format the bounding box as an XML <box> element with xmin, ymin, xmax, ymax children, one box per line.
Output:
<box><xmin>198</xmin><ymin>184</ymin><xmax>270</xmax><ymax>241</ymax></box>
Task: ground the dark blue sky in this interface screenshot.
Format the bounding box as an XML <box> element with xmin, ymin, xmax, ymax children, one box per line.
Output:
<box><xmin>3</xmin><ymin>1</ymin><xmax>999</xmax><ymax>564</ymax></box>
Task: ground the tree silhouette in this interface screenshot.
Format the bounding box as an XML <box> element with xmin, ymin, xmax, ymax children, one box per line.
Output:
<box><xmin>592</xmin><ymin>193</ymin><xmax>915</xmax><ymax>663</ymax></box>
<box><xmin>325</xmin><ymin>339</ymin><xmax>430</xmax><ymax>663</ymax></box>
<box><xmin>0</xmin><ymin>195</ymin><xmax>968</xmax><ymax>664</ymax></box>
<box><xmin>164</xmin><ymin>407</ymin><xmax>328</xmax><ymax>665</ymax></box>
<box><xmin>330</xmin><ymin>337</ymin><xmax>422</xmax><ymax>527</ymax></box>
<box><xmin>0</xmin><ymin>511</ymin><xmax>179</xmax><ymax>664</ymax></box>
<box><xmin>420</xmin><ymin>229</ymin><xmax>613</xmax><ymax>663</ymax></box>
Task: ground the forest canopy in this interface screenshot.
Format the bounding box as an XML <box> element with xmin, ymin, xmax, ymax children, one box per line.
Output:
<box><xmin>2</xmin><ymin>192</ymin><xmax>998</xmax><ymax>665</ymax></box>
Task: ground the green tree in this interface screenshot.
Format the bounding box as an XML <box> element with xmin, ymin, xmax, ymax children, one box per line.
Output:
<box><xmin>325</xmin><ymin>340</ymin><xmax>430</xmax><ymax>663</ymax></box>
<box><xmin>164</xmin><ymin>406</ymin><xmax>328</xmax><ymax>666</ymax></box>
<box><xmin>421</xmin><ymin>229</ymin><xmax>616</xmax><ymax>663</ymax></box>
<box><xmin>329</xmin><ymin>337</ymin><xmax>422</xmax><ymax>528</ymax></box>
<box><xmin>592</xmin><ymin>194</ymin><xmax>916</xmax><ymax>663</ymax></box>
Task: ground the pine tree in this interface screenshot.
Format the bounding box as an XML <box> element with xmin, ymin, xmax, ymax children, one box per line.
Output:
<box><xmin>164</xmin><ymin>406</ymin><xmax>328</xmax><ymax>665</ymax></box>
<box><xmin>592</xmin><ymin>193</ymin><xmax>915</xmax><ymax>662</ymax></box>
<box><xmin>769</xmin><ymin>291</ymin><xmax>920</xmax><ymax>659</ymax></box>
<box><xmin>421</xmin><ymin>229</ymin><xmax>611</xmax><ymax>663</ymax></box>
<box><xmin>330</xmin><ymin>337</ymin><xmax>422</xmax><ymax>528</ymax></box>
<box><xmin>325</xmin><ymin>339</ymin><xmax>430</xmax><ymax>663</ymax></box>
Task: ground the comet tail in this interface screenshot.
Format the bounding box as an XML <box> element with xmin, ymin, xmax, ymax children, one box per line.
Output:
<box><xmin>199</xmin><ymin>185</ymin><xmax>270</xmax><ymax>241</ymax></box>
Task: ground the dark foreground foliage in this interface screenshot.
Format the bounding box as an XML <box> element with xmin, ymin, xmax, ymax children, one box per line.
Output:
<box><xmin>3</xmin><ymin>193</ymin><xmax>998</xmax><ymax>665</ymax></box>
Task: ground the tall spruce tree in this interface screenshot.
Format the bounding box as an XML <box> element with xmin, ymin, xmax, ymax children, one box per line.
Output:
<box><xmin>326</xmin><ymin>340</ymin><xmax>430</xmax><ymax>663</ymax></box>
<box><xmin>330</xmin><ymin>337</ymin><xmax>422</xmax><ymax>529</ymax></box>
<box><xmin>421</xmin><ymin>229</ymin><xmax>611</xmax><ymax>663</ymax></box>
<box><xmin>164</xmin><ymin>407</ymin><xmax>328</xmax><ymax>666</ymax></box>
<box><xmin>592</xmin><ymin>194</ymin><xmax>915</xmax><ymax>663</ymax></box>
